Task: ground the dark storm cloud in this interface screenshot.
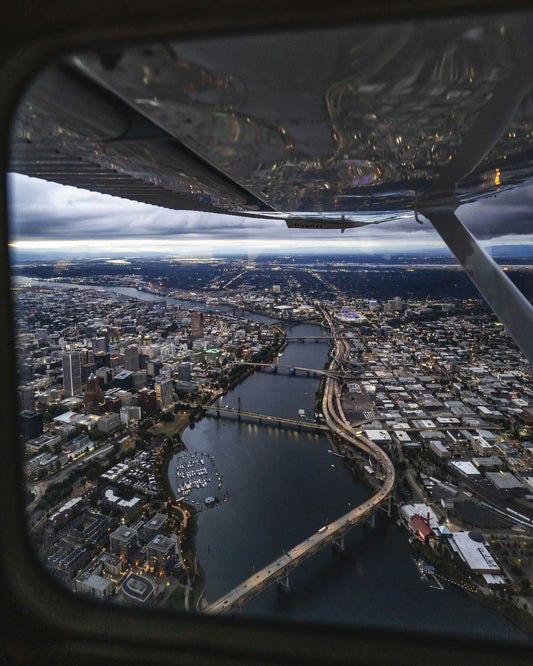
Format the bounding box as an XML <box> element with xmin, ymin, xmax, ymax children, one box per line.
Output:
<box><xmin>459</xmin><ymin>185</ymin><xmax>533</xmax><ymax>238</ymax></box>
<box><xmin>7</xmin><ymin>173</ymin><xmax>287</xmax><ymax>241</ymax></box>
<box><xmin>7</xmin><ymin>173</ymin><xmax>533</xmax><ymax>248</ymax></box>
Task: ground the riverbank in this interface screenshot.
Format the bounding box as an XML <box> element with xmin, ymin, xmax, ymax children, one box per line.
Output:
<box><xmin>408</xmin><ymin>536</ymin><xmax>533</xmax><ymax>637</ymax></box>
<box><xmin>206</xmin><ymin>327</ymin><xmax>287</xmax><ymax>404</ymax></box>
<box><xmin>162</xmin><ymin>325</ymin><xmax>287</xmax><ymax>602</ymax></box>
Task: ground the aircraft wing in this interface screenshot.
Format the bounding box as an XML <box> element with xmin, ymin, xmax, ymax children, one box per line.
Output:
<box><xmin>9</xmin><ymin>13</ymin><xmax>533</xmax><ymax>231</ymax></box>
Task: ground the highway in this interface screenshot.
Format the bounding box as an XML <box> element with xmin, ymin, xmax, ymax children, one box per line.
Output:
<box><xmin>205</xmin><ymin>308</ymin><xmax>395</xmax><ymax>614</ymax></box>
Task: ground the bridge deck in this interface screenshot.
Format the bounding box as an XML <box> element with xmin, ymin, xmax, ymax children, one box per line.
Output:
<box><xmin>205</xmin><ymin>482</ymin><xmax>391</xmax><ymax>614</ymax></box>
<box><xmin>200</xmin><ymin>405</ymin><xmax>329</xmax><ymax>431</ymax></box>
<box><xmin>242</xmin><ymin>361</ymin><xmax>335</xmax><ymax>376</ymax></box>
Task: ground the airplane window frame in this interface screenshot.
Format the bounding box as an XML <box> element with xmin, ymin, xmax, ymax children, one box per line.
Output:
<box><xmin>2</xmin><ymin>1</ymin><xmax>533</xmax><ymax>664</ymax></box>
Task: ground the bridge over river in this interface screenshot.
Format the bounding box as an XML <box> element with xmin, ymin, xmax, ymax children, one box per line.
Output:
<box><xmin>199</xmin><ymin>403</ymin><xmax>329</xmax><ymax>432</ymax></box>
<box><xmin>205</xmin><ymin>309</ymin><xmax>395</xmax><ymax>614</ymax></box>
<box><xmin>241</xmin><ymin>361</ymin><xmax>342</xmax><ymax>377</ymax></box>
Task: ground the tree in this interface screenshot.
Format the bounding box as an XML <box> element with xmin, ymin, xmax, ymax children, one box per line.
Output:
<box><xmin>520</xmin><ymin>577</ymin><xmax>532</xmax><ymax>595</ymax></box>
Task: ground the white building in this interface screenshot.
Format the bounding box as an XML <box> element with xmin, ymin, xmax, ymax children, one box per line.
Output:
<box><xmin>120</xmin><ymin>405</ymin><xmax>142</xmax><ymax>426</ymax></box>
<box><xmin>75</xmin><ymin>572</ymin><xmax>113</xmax><ymax>600</ymax></box>
<box><xmin>450</xmin><ymin>532</ymin><xmax>500</xmax><ymax>574</ymax></box>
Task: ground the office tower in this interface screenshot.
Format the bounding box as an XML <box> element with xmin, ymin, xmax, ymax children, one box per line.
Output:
<box><xmin>124</xmin><ymin>344</ymin><xmax>140</xmax><ymax>371</ymax></box>
<box><xmin>120</xmin><ymin>405</ymin><xmax>142</xmax><ymax>426</ymax></box>
<box><xmin>19</xmin><ymin>363</ymin><xmax>34</xmax><ymax>382</ymax></box>
<box><xmin>113</xmin><ymin>370</ymin><xmax>133</xmax><ymax>391</ymax></box>
<box><xmin>92</xmin><ymin>335</ymin><xmax>109</xmax><ymax>354</ymax></box>
<box><xmin>205</xmin><ymin>348</ymin><xmax>221</xmax><ymax>366</ymax></box>
<box><xmin>84</xmin><ymin>373</ymin><xmax>104</xmax><ymax>414</ymax></box>
<box><xmin>95</xmin><ymin>366</ymin><xmax>112</xmax><ymax>388</ymax></box>
<box><xmin>146</xmin><ymin>358</ymin><xmax>162</xmax><ymax>378</ymax></box>
<box><xmin>18</xmin><ymin>386</ymin><xmax>35</xmax><ymax>412</ymax></box>
<box><xmin>93</xmin><ymin>351</ymin><xmax>111</xmax><ymax>370</ymax></box>
<box><xmin>155</xmin><ymin>378</ymin><xmax>174</xmax><ymax>411</ymax></box>
<box><xmin>137</xmin><ymin>388</ymin><xmax>157</xmax><ymax>416</ymax></box>
<box><xmin>62</xmin><ymin>351</ymin><xmax>82</xmax><ymax>397</ymax></box>
<box><xmin>178</xmin><ymin>362</ymin><xmax>192</xmax><ymax>381</ymax></box>
<box><xmin>81</xmin><ymin>362</ymin><xmax>97</xmax><ymax>383</ymax></box>
<box><xmin>105</xmin><ymin>396</ymin><xmax>122</xmax><ymax>414</ymax></box>
<box><xmin>132</xmin><ymin>370</ymin><xmax>147</xmax><ymax>391</ymax></box>
<box><xmin>190</xmin><ymin>311</ymin><xmax>204</xmax><ymax>340</ymax></box>
<box><xmin>19</xmin><ymin>410</ymin><xmax>43</xmax><ymax>442</ymax></box>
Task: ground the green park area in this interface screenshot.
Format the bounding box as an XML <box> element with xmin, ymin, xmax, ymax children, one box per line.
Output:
<box><xmin>148</xmin><ymin>412</ymin><xmax>191</xmax><ymax>440</ymax></box>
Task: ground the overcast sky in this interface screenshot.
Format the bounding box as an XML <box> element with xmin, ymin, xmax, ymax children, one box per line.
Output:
<box><xmin>7</xmin><ymin>173</ymin><xmax>533</xmax><ymax>257</ymax></box>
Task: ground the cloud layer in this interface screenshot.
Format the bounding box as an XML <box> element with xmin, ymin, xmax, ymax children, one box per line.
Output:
<box><xmin>7</xmin><ymin>173</ymin><xmax>533</xmax><ymax>255</ymax></box>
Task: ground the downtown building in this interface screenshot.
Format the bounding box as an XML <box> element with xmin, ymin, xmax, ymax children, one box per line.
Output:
<box><xmin>155</xmin><ymin>378</ymin><xmax>174</xmax><ymax>411</ymax></box>
<box><xmin>190</xmin><ymin>311</ymin><xmax>204</xmax><ymax>340</ymax></box>
<box><xmin>62</xmin><ymin>351</ymin><xmax>82</xmax><ymax>397</ymax></box>
<box><xmin>84</xmin><ymin>373</ymin><xmax>104</xmax><ymax>414</ymax></box>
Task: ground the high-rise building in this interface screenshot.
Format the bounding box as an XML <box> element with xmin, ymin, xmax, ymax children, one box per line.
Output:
<box><xmin>190</xmin><ymin>311</ymin><xmax>204</xmax><ymax>340</ymax></box>
<box><xmin>97</xmin><ymin>412</ymin><xmax>121</xmax><ymax>434</ymax></box>
<box><xmin>124</xmin><ymin>345</ymin><xmax>140</xmax><ymax>371</ymax></box>
<box><xmin>120</xmin><ymin>405</ymin><xmax>142</xmax><ymax>426</ymax></box>
<box><xmin>95</xmin><ymin>366</ymin><xmax>112</xmax><ymax>388</ymax></box>
<box><xmin>81</xmin><ymin>362</ymin><xmax>97</xmax><ymax>383</ymax></box>
<box><xmin>92</xmin><ymin>335</ymin><xmax>109</xmax><ymax>354</ymax></box>
<box><xmin>178</xmin><ymin>362</ymin><xmax>192</xmax><ymax>381</ymax></box>
<box><xmin>84</xmin><ymin>373</ymin><xmax>104</xmax><ymax>414</ymax></box>
<box><xmin>137</xmin><ymin>388</ymin><xmax>157</xmax><ymax>416</ymax></box>
<box><xmin>105</xmin><ymin>396</ymin><xmax>122</xmax><ymax>414</ymax></box>
<box><xmin>146</xmin><ymin>358</ymin><xmax>162</xmax><ymax>378</ymax></box>
<box><xmin>147</xmin><ymin>534</ymin><xmax>178</xmax><ymax>575</ymax></box>
<box><xmin>18</xmin><ymin>386</ymin><xmax>35</xmax><ymax>412</ymax></box>
<box><xmin>62</xmin><ymin>351</ymin><xmax>82</xmax><ymax>397</ymax></box>
<box><xmin>132</xmin><ymin>370</ymin><xmax>147</xmax><ymax>391</ymax></box>
<box><xmin>109</xmin><ymin>524</ymin><xmax>138</xmax><ymax>557</ymax></box>
<box><xmin>93</xmin><ymin>351</ymin><xmax>111</xmax><ymax>369</ymax></box>
<box><xmin>113</xmin><ymin>370</ymin><xmax>133</xmax><ymax>391</ymax></box>
<box><xmin>19</xmin><ymin>363</ymin><xmax>34</xmax><ymax>382</ymax></box>
<box><xmin>155</xmin><ymin>378</ymin><xmax>174</xmax><ymax>411</ymax></box>
<box><xmin>19</xmin><ymin>410</ymin><xmax>43</xmax><ymax>442</ymax></box>
<box><xmin>205</xmin><ymin>348</ymin><xmax>221</xmax><ymax>366</ymax></box>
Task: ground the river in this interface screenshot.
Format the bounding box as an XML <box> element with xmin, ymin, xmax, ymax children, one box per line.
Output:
<box><xmin>11</xmin><ymin>276</ymin><xmax>272</xmax><ymax>321</ymax></box>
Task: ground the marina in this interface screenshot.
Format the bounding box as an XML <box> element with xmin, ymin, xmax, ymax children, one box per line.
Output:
<box><xmin>173</xmin><ymin>450</ymin><xmax>224</xmax><ymax>507</ymax></box>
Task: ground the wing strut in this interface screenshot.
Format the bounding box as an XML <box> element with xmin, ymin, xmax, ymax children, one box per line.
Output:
<box><xmin>417</xmin><ymin>55</ymin><xmax>533</xmax><ymax>364</ymax></box>
<box><xmin>422</xmin><ymin>205</ymin><xmax>533</xmax><ymax>364</ymax></box>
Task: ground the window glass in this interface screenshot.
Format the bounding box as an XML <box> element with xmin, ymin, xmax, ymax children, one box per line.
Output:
<box><xmin>8</xmin><ymin>11</ymin><xmax>533</xmax><ymax>642</ymax></box>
